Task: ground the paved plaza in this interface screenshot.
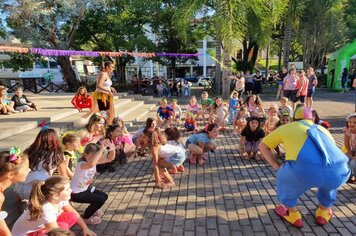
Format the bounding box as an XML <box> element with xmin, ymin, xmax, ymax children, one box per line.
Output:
<box><xmin>1</xmin><ymin>86</ymin><xmax>355</xmax><ymax>236</ymax></box>
<box><xmin>66</xmin><ymin>87</ymin><xmax>355</xmax><ymax>236</ymax></box>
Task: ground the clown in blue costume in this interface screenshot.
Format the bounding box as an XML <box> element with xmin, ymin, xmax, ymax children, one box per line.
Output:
<box><xmin>259</xmin><ymin>106</ymin><xmax>350</xmax><ymax>228</ymax></box>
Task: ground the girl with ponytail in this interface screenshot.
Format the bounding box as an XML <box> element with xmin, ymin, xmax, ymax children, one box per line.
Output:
<box><xmin>12</xmin><ymin>176</ymin><xmax>96</xmax><ymax>236</ymax></box>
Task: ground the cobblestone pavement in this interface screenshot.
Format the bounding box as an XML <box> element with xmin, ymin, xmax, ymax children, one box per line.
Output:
<box><xmin>73</xmin><ymin>87</ymin><xmax>356</xmax><ymax>236</ymax></box>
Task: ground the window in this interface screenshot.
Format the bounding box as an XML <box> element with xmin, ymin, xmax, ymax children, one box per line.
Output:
<box><xmin>207</xmin><ymin>41</ymin><xmax>215</xmax><ymax>48</ymax></box>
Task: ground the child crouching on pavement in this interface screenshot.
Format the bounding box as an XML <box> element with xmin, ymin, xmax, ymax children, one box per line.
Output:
<box><xmin>240</xmin><ymin>116</ymin><xmax>265</xmax><ymax>160</ymax></box>
<box><xmin>186</xmin><ymin>124</ymin><xmax>219</xmax><ymax>165</ymax></box>
<box><xmin>158</xmin><ymin>127</ymin><xmax>187</xmax><ymax>175</ymax></box>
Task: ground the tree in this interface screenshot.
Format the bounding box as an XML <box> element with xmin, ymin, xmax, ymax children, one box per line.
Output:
<box><xmin>4</xmin><ymin>0</ymin><xmax>94</xmax><ymax>91</ymax></box>
<box><xmin>150</xmin><ymin>1</ymin><xmax>200</xmax><ymax>80</ymax></box>
<box><xmin>176</xmin><ymin>0</ymin><xmax>285</xmax><ymax>98</ymax></box>
<box><xmin>74</xmin><ymin>0</ymin><xmax>158</xmax><ymax>83</ymax></box>
<box><xmin>343</xmin><ymin>0</ymin><xmax>356</xmax><ymax>42</ymax></box>
<box><xmin>298</xmin><ymin>0</ymin><xmax>346</xmax><ymax>69</ymax></box>
<box><xmin>282</xmin><ymin>0</ymin><xmax>307</xmax><ymax>68</ymax></box>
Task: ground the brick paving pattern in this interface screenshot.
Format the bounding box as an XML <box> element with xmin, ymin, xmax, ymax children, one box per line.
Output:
<box><xmin>71</xmin><ymin>87</ymin><xmax>355</xmax><ymax>236</ymax></box>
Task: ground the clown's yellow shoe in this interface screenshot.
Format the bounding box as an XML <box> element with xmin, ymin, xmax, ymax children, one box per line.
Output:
<box><xmin>315</xmin><ymin>207</ymin><xmax>333</xmax><ymax>226</ymax></box>
<box><xmin>275</xmin><ymin>205</ymin><xmax>304</xmax><ymax>228</ymax></box>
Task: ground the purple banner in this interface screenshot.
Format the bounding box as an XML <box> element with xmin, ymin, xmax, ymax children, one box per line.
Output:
<box><xmin>30</xmin><ymin>48</ymin><xmax>100</xmax><ymax>57</ymax></box>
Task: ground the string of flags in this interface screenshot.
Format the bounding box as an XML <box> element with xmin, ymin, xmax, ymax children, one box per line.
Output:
<box><xmin>0</xmin><ymin>46</ymin><xmax>207</xmax><ymax>58</ymax></box>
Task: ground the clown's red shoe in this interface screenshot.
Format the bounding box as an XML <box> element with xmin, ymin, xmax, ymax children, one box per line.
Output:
<box><xmin>275</xmin><ymin>205</ymin><xmax>304</xmax><ymax>228</ymax></box>
<box><xmin>315</xmin><ymin>207</ymin><xmax>333</xmax><ymax>226</ymax></box>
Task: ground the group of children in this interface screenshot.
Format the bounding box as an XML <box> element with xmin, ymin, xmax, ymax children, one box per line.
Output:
<box><xmin>0</xmin><ymin>86</ymin><xmax>37</xmax><ymax>115</ymax></box>
<box><xmin>1</xmin><ymin>85</ymin><xmax>355</xmax><ymax>235</ymax></box>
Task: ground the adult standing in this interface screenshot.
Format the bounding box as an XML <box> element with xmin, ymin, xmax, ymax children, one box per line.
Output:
<box><xmin>234</xmin><ymin>72</ymin><xmax>245</xmax><ymax>100</ymax></box>
<box><xmin>283</xmin><ymin>68</ymin><xmax>298</xmax><ymax>110</ymax></box>
<box><xmin>295</xmin><ymin>70</ymin><xmax>309</xmax><ymax>106</ymax></box>
<box><xmin>306</xmin><ymin>67</ymin><xmax>318</xmax><ymax>108</ymax></box>
<box><xmin>275</xmin><ymin>67</ymin><xmax>288</xmax><ymax>99</ymax></box>
<box><xmin>259</xmin><ymin>106</ymin><xmax>350</xmax><ymax>228</ymax></box>
<box><xmin>91</xmin><ymin>61</ymin><xmax>117</xmax><ymax>125</ymax></box>
<box><xmin>254</xmin><ymin>71</ymin><xmax>263</xmax><ymax>95</ymax></box>
<box><xmin>245</xmin><ymin>71</ymin><xmax>255</xmax><ymax>95</ymax></box>
<box><xmin>341</xmin><ymin>68</ymin><xmax>349</xmax><ymax>93</ymax></box>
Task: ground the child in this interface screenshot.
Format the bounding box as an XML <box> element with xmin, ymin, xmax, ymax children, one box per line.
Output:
<box><xmin>186</xmin><ymin>95</ymin><xmax>199</xmax><ymax>118</ymax></box>
<box><xmin>240</xmin><ymin>117</ymin><xmax>265</xmax><ymax>160</ymax></box>
<box><xmin>0</xmin><ymin>85</ymin><xmax>18</xmax><ymax>114</ymax></box>
<box><xmin>11</xmin><ymin>86</ymin><xmax>37</xmax><ymax>112</ymax></box>
<box><xmin>156</xmin><ymin>98</ymin><xmax>174</xmax><ymax>128</ymax></box>
<box><xmin>243</xmin><ymin>95</ymin><xmax>264</xmax><ymax>117</ymax></box>
<box><xmin>79</xmin><ymin>113</ymin><xmax>106</xmax><ymax>146</ymax></box>
<box><xmin>197</xmin><ymin>91</ymin><xmax>214</xmax><ymax>124</ymax></box>
<box><xmin>276</xmin><ymin>112</ymin><xmax>292</xmax><ymax>128</ymax></box>
<box><xmin>62</xmin><ymin>133</ymin><xmax>82</xmax><ymax>179</ymax></box>
<box><xmin>0</xmin><ymin>148</ymin><xmax>30</xmax><ymax>236</ymax></box>
<box><xmin>274</xmin><ymin>112</ymin><xmax>292</xmax><ymax>158</ymax></box>
<box><xmin>71</xmin><ymin>86</ymin><xmax>92</xmax><ymax>112</ymax></box>
<box><xmin>211</xmin><ymin>97</ymin><xmax>229</xmax><ymax>130</ymax></box>
<box><xmin>170</xmin><ymin>98</ymin><xmax>182</xmax><ymax>125</ymax></box>
<box><xmin>133</xmin><ymin>118</ymin><xmax>159</xmax><ymax>157</ymax></box>
<box><xmin>278</xmin><ymin>97</ymin><xmax>293</xmax><ymax>116</ymax></box>
<box><xmin>233</xmin><ymin>106</ymin><xmax>250</xmax><ymax>135</ymax></box>
<box><xmin>14</xmin><ymin>128</ymin><xmax>66</xmax><ymax>200</ymax></box>
<box><xmin>228</xmin><ymin>91</ymin><xmax>239</xmax><ymax>125</ymax></box>
<box><xmin>112</xmin><ymin>116</ymin><xmax>133</xmax><ymax>151</ymax></box>
<box><xmin>186</xmin><ymin>124</ymin><xmax>219</xmax><ymax>165</ymax></box>
<box><xmin>344</xmin><ymin>113</ymin><xmax>356</xmax><ymax>183</ymax></box>
<box><xmin>264</xmin><ymin>105</ymin><xmax>280</xmax><ymax>135</ymax></box>
<box><xmin>158</xmin><ymin>127</ymin><xmax>187</xmax><ymax>175</ymax></box>
<box><xmin>12</xmin><ymin>176</ymin><xmax>96</xmax><ymax>236</ymax></box>
<box><xmin>184</xmin><ymin>115</ymin><xmax>197</xmax><ymax>132</ymax></box>
<box><xmin>70</xmin><ymin>142</ymin><xmax>115</xmax><ymax>225</ymax></box>
<box><xmin>312</xmin><ymin>110</ymin><xmax>331</xmax><ymax>129</ymax></box>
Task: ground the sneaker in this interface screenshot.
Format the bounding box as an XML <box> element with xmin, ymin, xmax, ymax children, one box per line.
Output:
<box><xmin>83</xmin><ymin>215</ymin><xmax>102</xmax><ymax>225</ymax></box>
<box><xmin>177</xmin><ymin>165</ymin><xmax>185</xmax><ymax>172</ymax></box>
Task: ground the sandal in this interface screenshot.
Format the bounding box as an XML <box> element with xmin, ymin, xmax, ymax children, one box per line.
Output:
<box><xmin>83</xmin><ymin>215</ymin><xmax>102</xmax><ymax>225</ymax></box>
<box><xmin>315</xmin><ymin>207</ymin><xmax>333</xmax><ymax>226</ymax></box>
<box><xmin>275</xmin><ymin>205</ymin><xmax>304</xmax><ymax>228</ymax></box>
<box><xmin>94</xmin><ymin>210</ymin><xmax>104</xmax><ymax>218</ymax></box>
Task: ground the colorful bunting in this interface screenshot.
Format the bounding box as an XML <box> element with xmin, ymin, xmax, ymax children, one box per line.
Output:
<box><xmin>0</xmin><ymin>46</ymin><xmax>203</xmax><ymax>58</ymax></box>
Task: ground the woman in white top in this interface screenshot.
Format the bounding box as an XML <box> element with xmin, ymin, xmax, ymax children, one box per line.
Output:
<box><xmin>12</xmin><ymin>176</ymin><xmax>96</xmax><ymax>236</ymax></box>
<box><xmin>91</xmin><ymin>61</ymin><xmax>117</xmax><ymax>125</ymax></box>
<box><xmin>14</xmin><ymin>129</ymin><xmax>67</xmax><ymax>200</ymax></box>
<box><xmin>234</xmin><ymin>72</ymin><xmax>245</xmax><ymax>99</ymax></box>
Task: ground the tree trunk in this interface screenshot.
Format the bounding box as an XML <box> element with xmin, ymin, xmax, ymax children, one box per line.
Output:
<box><xmin>215</xmin><ymin>36</ymin><xmax>222</xmax><ymax>95</ymax></box>
<box><xmin>283</xmin><ymin>20</ymin><xmax>292</xmax><ymax>68</ymax></box>
<box><xmin>115</xmin><ymin>57</ymin><xmax>126</xmax><ymax>84</ymax></box>
<box><xmin>57</xmin><ymin>56</ymin><xmax>78</xmax><ymax>92</ymax></box>
<box><xmin>222</xmin><ymin>49</ymin><xmax>231</xmax><ymax>99</ymax></box>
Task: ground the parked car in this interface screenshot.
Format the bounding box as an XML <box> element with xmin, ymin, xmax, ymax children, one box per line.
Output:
<box><xmin>198</xmin><ymin>77</ymin><xmax>213</xmax><ymax>86</ymax></box>
<box><xmin>184</xmin><ymin>76</ymin><xmax>199</xmax><ymax>83</ymax></box>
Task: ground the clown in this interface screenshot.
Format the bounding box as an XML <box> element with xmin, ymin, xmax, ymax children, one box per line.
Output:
<box><xmin>259</xmin><ymin>105</ymin><xmax>350</xmax><ymax>228</ymax></box>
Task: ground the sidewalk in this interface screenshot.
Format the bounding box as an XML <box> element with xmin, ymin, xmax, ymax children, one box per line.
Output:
<box><xmin>2</xmin><ymin>86</ymin><xmax>355</xmax><ymax>236</ymax></box>
<box><xmin>70</xmin><ymin>86</ymin><xmax>355</xmax><ymax>236</ymax></box>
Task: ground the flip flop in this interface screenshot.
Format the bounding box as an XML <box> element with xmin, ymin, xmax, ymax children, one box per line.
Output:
<box><xmin>275</xmin><ymin>205</ymin><xmax>304</xmax><ymax>228</ymax></box>
<box><xmin>315</xmin><ymin>207</ymin><xmax>333</xmax><ymax>226</ymax></box>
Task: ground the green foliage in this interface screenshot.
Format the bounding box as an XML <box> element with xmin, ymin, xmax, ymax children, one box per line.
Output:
<box><xmin>344</xmin><ymin>0</ymin><xmax>356</xmax><ymax>41</ymax></box>
<box><xmin>8</xmin><ymin>53</ymin><xmax>35</xmax><ymax>72</ymax></box>
<box><xmin>150</xmin><ymin>0</ymin><xmax>199</xmax><ymax>75</ymax></box>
